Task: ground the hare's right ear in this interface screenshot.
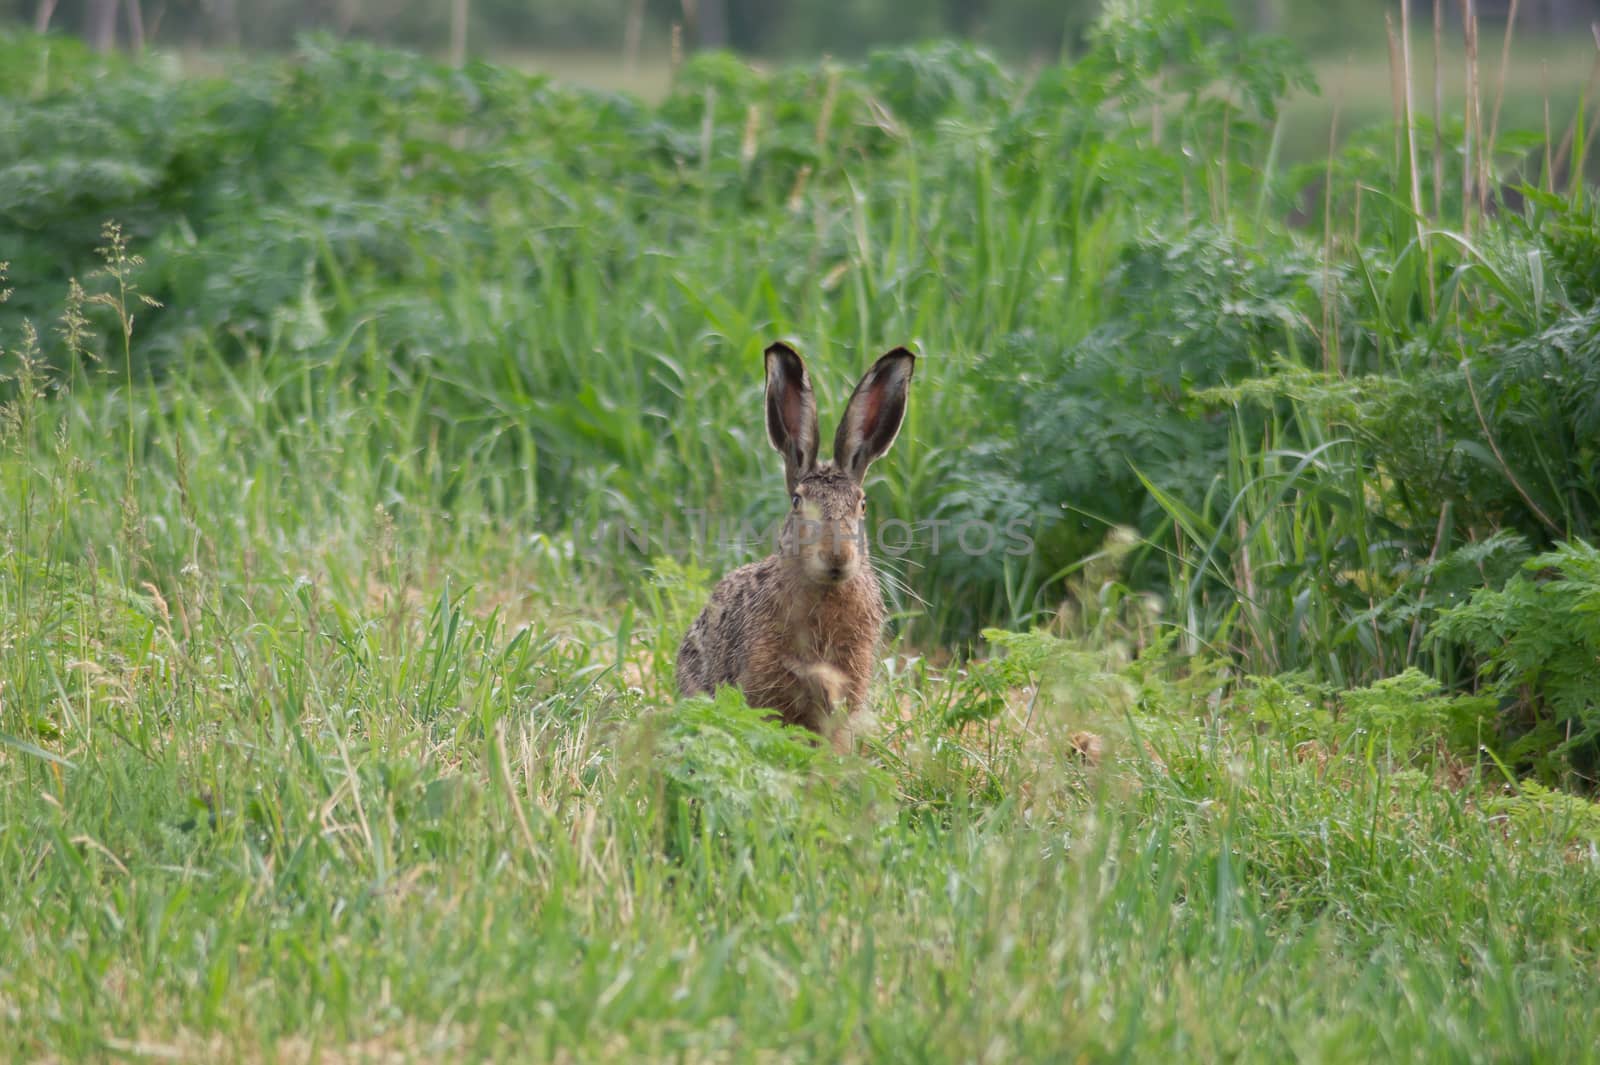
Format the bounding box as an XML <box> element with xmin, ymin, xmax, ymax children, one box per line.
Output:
<box><xmin>765</xmin><ymin>342</ymin><xmax>819</xmax><ymax>494</ymax></box>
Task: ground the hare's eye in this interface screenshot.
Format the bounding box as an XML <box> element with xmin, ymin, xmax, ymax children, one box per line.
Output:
<box><xmin>791</xmin><ymin>493</ymin><xmax>801</xmax><ymax>508</ymax></box>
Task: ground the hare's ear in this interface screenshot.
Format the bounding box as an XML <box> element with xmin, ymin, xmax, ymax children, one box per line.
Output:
<box><xmin>765</xmin><ymin>342</ymin><xmax>819</xmax><ymax>493</ymax></box>
<box><xmin>833</xmin><ymin>347</ymin><xmax>915</xmax><ymax>483</ymax></box>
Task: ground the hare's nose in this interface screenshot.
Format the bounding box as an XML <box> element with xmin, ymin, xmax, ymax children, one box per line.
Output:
<box><xmin>827</xmin><ymin>563</ymin><xmax>845</xmax><ymax>581</ymax></box>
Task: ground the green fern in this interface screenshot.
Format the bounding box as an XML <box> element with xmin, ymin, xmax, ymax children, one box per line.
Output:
<box><xmin>1433</xmin><ymin>540</ymin><xmax>1600</xmax><ymax>781</ymax></box>
<box><xmin>1487</xmin><ymin>780</ymin><xmax>1600</xmax><ymax>844</ymax></box>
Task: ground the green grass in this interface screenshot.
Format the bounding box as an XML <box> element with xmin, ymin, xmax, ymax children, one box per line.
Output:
<box><xmin>3</xmin><ymin>253</ymin><xmax>1598</xmax><ymax>1061</ymax></box>
<box><xmin>5</xmin><ymin>12</ymin><xmax>1600</xmax><ymax>1059</ymax></box>
<box><xmin>4</xmin><ymin>383</ymin><xmax>1600</xmax><ymax>1059</ymax></box>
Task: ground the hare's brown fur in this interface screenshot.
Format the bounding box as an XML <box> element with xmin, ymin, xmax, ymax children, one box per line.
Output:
<box><xmin>676</xmin><ymin>344</ymin><xmax>914</xmax><ymax>750</ymax></box>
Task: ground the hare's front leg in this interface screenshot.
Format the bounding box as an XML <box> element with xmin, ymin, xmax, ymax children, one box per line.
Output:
<box><xmin>817</xmin><ymin>666</ymin><xmax>871</xmax><ymax>753</ymax></box>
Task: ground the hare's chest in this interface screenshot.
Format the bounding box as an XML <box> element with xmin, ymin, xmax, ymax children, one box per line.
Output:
<box><xmin>780</xmin><ymin>596</ymin><xmax>847</xmax><ymax>660</ymax></box>
<box><xmin>776</xmin><ymin>585</ymin><xmax>882</xmax><ymax>668</ymax></box>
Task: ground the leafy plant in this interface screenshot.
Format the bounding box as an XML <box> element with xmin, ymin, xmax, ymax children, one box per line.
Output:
<box><xmin>1231</xmin><ymin>667</ymin><xmax>1495</xmax><ymax>763</ymax></box>
<box><xmin>1433</xmin><ymin>540</ymin><xmax>1600</xmax><ymax>783</ymax></box>
<box><xmin>1487</xmin><ymin>780</ymin><xmax>1600</xmax><ymax>845</ymax></box>
<box><xmin>630</xmin><ymin>686</ymin><xmax>896</xmax><ymax>858</ymax></box>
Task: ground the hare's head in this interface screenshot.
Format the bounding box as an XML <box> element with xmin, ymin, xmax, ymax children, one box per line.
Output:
<box><xmin>764</xmin><ymin>342</ymin><xmax>914</xmax><ymax>588</ymax></box>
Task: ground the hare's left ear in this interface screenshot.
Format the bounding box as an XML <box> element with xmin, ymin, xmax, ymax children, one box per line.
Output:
<box><xmin>833</xmin><ymin>347</ymin><xmax>915</xmax><ymax>484</ymax></box>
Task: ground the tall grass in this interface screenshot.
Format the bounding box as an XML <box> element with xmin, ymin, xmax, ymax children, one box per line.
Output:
<box><xmin>4</xmin><ymin>6</ymin><xmax>1600</xmax><ymax>1056</ymax></box>
<box><xmin>3</xmin><ymin>3</ymin><xmax>1595</xmax><ymax>719</ymax></box>
<box><xmin>3</xmin><ymin>358</ymin><xmax>1598</xmax><ymax>1055</ymax></box>
<box><xmin>2</xmin><ymin>17</ymin><xmax>1312</xmax><ymax>645</ymax></box>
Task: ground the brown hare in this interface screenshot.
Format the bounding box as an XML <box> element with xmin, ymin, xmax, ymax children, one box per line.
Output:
<box><xmin>675</xmin><ymin>342</ymin><xmax>915</xmax><ymax>751</ymax></box>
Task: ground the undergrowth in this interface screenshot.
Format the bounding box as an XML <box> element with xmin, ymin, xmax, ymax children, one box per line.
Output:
<box><xmin>5</xmin><ymin>3</ymin><xmax>1600</xmax><ymax>1059</ymax></box>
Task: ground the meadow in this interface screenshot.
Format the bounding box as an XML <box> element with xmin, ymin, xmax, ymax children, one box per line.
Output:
<box><xmin>4</xmin><ymin>4</ymin><xmax>1600</xmax><ymax>1060</ymax></box>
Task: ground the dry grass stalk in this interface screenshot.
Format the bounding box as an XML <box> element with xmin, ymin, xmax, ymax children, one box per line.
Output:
<box><xmin>1543</xmin><ymin>62</ymin><xmax>1554</xmax><ymax>192</ymax></box>
<box><xmin>1433</xmin><ymin>0</ymin><xmax>1445</xmax><ymax>219</ymax></box>
<box><xmin>1487</xmin><ymin>0</ymin><xmax>1521</xmax><ymax>164</ymax></box>
<box><xmin>1321</xmin><ymin>74</ymin><xmax>1343</xmax><ymax>376</ymax></box>
<box><xmin>1388</xmin><ymin>12</ymin><xmax>1406</xmax><ymax>172</ymax></box>
<box><xmin>1400</xmin><ymin>0</ymin><xmax>1435</xmax><ymax>312</ymax></box>
<box><xmin>622</xmin><ymin>0</ymin><xmax>647</xmax><ymax>77</ymax></box>
<box><xmin>1460</xmin><ymin>0</ymin><xmax>1482</xmax><ymax>233</ymax></box>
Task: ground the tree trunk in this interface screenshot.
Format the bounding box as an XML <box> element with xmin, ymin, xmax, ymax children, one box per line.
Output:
<box><xmin>336</xmin><ymin>0</ymin><xmax>361</xmax><ymax>35</ymax></box>
<box><xmin>1546</xmin><ymin>0</ymin><xmax>1583</xmax><ymax>31</ymax></box>
<box><xmin>125</xmin><ymin>0</ymin><xmax>146</xmax><ymax>52</ymax></box>
<box><xmin>695</xmin><ymin>0</ymin><xmax>728</xmax><ymax>49</ymax></box>
<box><xmin>941</xmin><ymin>0</ymin><xmax>986</xmax><ymax>35</ymax></box>
<box><xmin>623</xmin><ymin>0</ymin><xmax>647</xmax><ymax>76</ymax></box>
<box><xmin>450</xmin><ymin>0</ymin><xmax>469</xmax><ymax>66</ymax></box>
<box><xmin>87</xmin><ymin>0</ymin><xmax>119</xmax><ymax>52</ymax></box>
<box><xmin>33</xmin><ymin>0</ymin><xmax>59</xmax><ymax>32</ymax></box>
<box><xmin>212</xmin><ymin>0</ymin><xmax>240</xmax><ymax>47</ymax></box>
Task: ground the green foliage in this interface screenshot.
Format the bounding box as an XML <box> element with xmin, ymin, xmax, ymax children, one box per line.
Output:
<box><xmin>961</xmin><ymin>627</ymin><xmax>1134</xmax><ymax>728</ymax></box>
<box><xmin>1166</xmin><ymin>177</ymin><xmax>1600</xmax><ymax>684</ymax></box>
<box><xmin>1235</xmin><ymin>668</ymin><xmax>1497</xmax><ymax>765</ymax></box>
<box><xmin>0</xmin><ymin>7</ymin><xmax>1327</xmax><ymax>648</ymax></box>
<box><xmin>8</xmin><ymin>10</ymin><xmax>1600</xmax><ymax>1055</ymax></box>
<box><xmin>5</xmin><ymin>0</ymin><xmax>1597</xmax><ymax>700</ymax></box>
<box><xmin>984</xmin><ymin>225</ymin><xmax>1326</xmax><ymax>573</ymax></box>
<box><xmin>1433</xmin><ymin>540</ymin><xmax>1600</xmax><ymax>782</ymax></box>
<box><xmin>5</xmin><ymin>0</ymin><xmax>1348</xmax><ymax>59</ymax></box>
<box><xmin>1336</xmin><ymin>669</ymin><xmax>1498</xmax><ymax>762</ymax></box>
<box><xmin>1086</xmin><ymin>0</ymin><xmax>1312</xmax><ymax>119</ymax></box>
<box><xmin>1487</xmin><ymin>780</ymin><xmax>1600</xmax><ymax>846</ymax></box>
<box><xmin>5</xmin><ymin>210</ymin><xmax>1600</xmax><ymax>1062</ymax></box>
<box><xmin>635</xmin><ymin>686</ymin><xmax>896</xmax><ymax>853</ymax></box>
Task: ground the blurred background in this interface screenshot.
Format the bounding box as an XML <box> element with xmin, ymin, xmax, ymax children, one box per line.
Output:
<box><xmin>9</xmin><ymin>1</ymin><xmax>1597</xmax><ymax>161</ymax></box>
<box><xmin>3</xmin><ymin>0</ymin><xmax>1599</xmax><ymax>685</ymax></box>
<box><xmin>8</xmin><ymin>2</ymin><xmax>1599</xmax><ymax>68</ymax></box>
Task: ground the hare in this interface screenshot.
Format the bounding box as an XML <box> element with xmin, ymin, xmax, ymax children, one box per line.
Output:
<box><xmin>676</xmin><ymin>342</ymin><xmax>915</xmax><ymax>751</ymax></box>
